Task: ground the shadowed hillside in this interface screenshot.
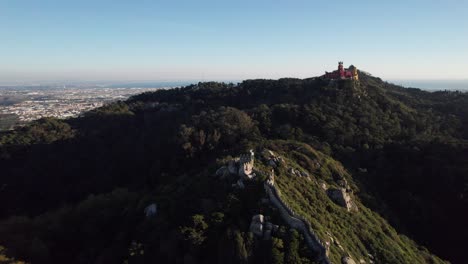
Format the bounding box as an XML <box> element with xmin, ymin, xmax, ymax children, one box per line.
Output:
<box><xmin>0</xmin><ymin>73</ymin><xmax>466</xmax><ymax>263</ymax></box>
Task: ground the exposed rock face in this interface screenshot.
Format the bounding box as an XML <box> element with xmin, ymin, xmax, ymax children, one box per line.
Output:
<box><xmin>321</xmin><ymin>182</ymin><xmax>328</xmax><ymax>191</ymax></box>
<box><xmin>249</xmin><ymin>214</ymin><xmax>278</xmax><ymax>240</ymax></box>
<box><xmin>325</xmin><ymin>230</ymin><xmax>345</xmax><ymax>253</ymax></box>
<box><xmin>261</xmin><ymin>149</ymin><xmax>284</xmax><ymax>167</ymax></box>
<box><xmin>215</xmin><ymin>166</ymin><xmax>228</xmax><ymax>179</ymax></box>
<box><xmin>325</xmin><ymin>241</ymin><xmax>331</xmax><ymax>257</ymax></box>
<box><xmin>288</xmin><ymin>168</ymin><xmax>297</xmax><ymax>176</ymax></box>
<box><xmin>337</xmin><ymin>178</ymin><xmax>349</xmax><ymax>189</ymax></box>
<box><xmin>287</xmin><ymin>167</ymin><xmax>310</xmax><ymax>179</ymax></box>
<box><xmin>268</xmin><ymin>159</ymin><xmax>277</xmax><ymax>167</ymax></box>
<box><xmin>215</xmin><ymin>166</ymin><xmax>225</xmax><ymax>176</ymax></box>
<box><xmin>252</xmin><ymin>214</ymin><xmax>264</xmax><ymax>224</ymax></box>
<box><xmin>261</xmin><ymin>149</ymin><xmax>276</xmax><ymax>160</ymax></box>
<box><xmin>341</xmin><ymin>256</ymin><xmax>357</xmax><ymax>264</ymax></box>
<box><xmin>263</xmin><ymin>222</ymin><xmax>277</xmax><ymax>240</ymax></box>
<box><xmin>327</xmin><ymin>188</ymin><xmax>353</xmax><ymax>211</ymax></box>
<box><xmin>249</xmin><ymin>214</ymin><xmax>264</xmax><ymax>237</ymax></box>
<box><xmin>144</xmin><ymin>203</ymin><xmax>157</xmax><ymax>217</ymax></box>
<box><xmin>228</xmin><ymin>160</ymin><xmax>237</xmax><ymax>174</ymax></box>
<box><xmin>333</xmin><ymin>172</ymin><xmax>351</xmax><ymax>190</ymax></box>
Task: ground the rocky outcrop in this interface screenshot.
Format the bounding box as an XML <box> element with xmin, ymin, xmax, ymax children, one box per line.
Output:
<box><xmin>215</xmin><ymin>166</ymin><xmax>229</xmax><ymax>179</ymax></box>
<box><xmin>249</xmin><ymin>214</ymin><xmax>278</xmax><ymax>240</ymax></box>
<box><xmin>261</xmin><ymin>149</ymin><xmax>284</xmax><ymax>168</ymax></box>
<box><xmin>228</xmin><ymin>160</ymin><xmax>237</xmax><ymax>175</ymax></box>
<box><xmin>327</xmin><ymin>188</ymin><xmax>353</xmax><ymax>212</ymax></box>
<box><xmin>287</xmin><ymin>167</ymin><xmax>310</xmax><ymax>179</ymax></box>
<box><xmin>325</xmin><ymin>231</ymin><xmax>345</xmax><ymax>253</ymax></box>
<box><xmin>263</xmin><ymin>221</ymin><xmax>277</xmax><ymax>240</ymax></box>
<box><xmin>320</xmin><ymin>182</ymin><xmax>328</xmax><ymax>191</ymax></box>
<box><xmin>366</xmin><ymin>253</ymin><xmax>375</xmax><ymax>264</ymax></box>
<box><xmin>341</xmin><ymin>256</ymin><xmax>357</xmax><ymax>264</ymax></box>
<box><xmin>249</xmin><ymin>214</ymin><xmax>264</xmax><ymax>236</ymax></box>
<box><xmin>144</xmin><ymin>203</ymin><xmax>157</xmax><ymax>217</ymax></box>
<box><xmin>333</xmin><ymin>171</ymin><xmax>351</xmax><ymax>191</ymax></box>
<box><xmin>264</xmin><ymin>172</ymin><xmax>330</xmax><ymax>264</ymax></box>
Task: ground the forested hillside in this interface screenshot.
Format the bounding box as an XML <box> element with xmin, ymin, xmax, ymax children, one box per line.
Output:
<box><xmin>0</xmin><ymin>73</ymin><xmax>466</xmax><ymax>263</ymax></box>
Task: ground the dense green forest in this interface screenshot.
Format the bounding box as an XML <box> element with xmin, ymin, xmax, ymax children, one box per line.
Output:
<box><xmin>0</xmin><ymin>72</ymin><xmax>466</xmax><ymax>263</ymax></box>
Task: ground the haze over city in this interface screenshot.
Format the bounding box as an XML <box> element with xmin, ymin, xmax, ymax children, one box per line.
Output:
<box><xmin>1</xmin><ymin>0</ymin><xmax>467</xmax><ymax>83</ymax></box>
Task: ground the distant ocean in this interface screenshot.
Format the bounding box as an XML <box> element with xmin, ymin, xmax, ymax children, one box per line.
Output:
<box><xmin>389</xmin><ymin>80</ymin><xmax>468</xmax><ymax>91</ymax></box>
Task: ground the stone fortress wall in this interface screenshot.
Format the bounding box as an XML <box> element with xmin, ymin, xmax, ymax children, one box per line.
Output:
<box><xmin>216</xmin><ymin>150</ymin><xmax>331</xmax><ymax>263</ymax></box>
<box><xmin>264</xmin><ymin>172</ymin><xmax>331</xmax><ymax>264</ymax></box>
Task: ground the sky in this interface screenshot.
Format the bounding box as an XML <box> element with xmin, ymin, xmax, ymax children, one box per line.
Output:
<box><xmin>0</xmin><ymin>0</ymin><xmax>467</xmax><ymax>83</ymax></box>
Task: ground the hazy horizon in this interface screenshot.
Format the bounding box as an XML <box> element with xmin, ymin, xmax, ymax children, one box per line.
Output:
<box><xmin>2</xmin><ymin>78</ymin><xmax>468</xmax><ymax>92</ymax></box>
<box><xmin>1</xmin><ymin>0</ymin><xmax>467</xmax><ymax>82</ymax></box>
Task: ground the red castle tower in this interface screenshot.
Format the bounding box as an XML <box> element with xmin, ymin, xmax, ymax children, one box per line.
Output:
<box><xmin>323</xmin><ymin>62</ymin><xmax>358</xmax><ymax>80</ymax></box>
<box><xmin>338</xmin><ymin>61</ymin><xmax>345</xmax><ymax>78</ymax></box>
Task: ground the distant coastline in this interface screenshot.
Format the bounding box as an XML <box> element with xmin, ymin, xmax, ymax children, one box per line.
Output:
<box><xmin>390</xmin><ymin>80</ymin><xmax>468</xmax><ymax>91</ymax></box>
<box><xmin>2</xmin><ymin>79</ymin><xmax>468</xmax><ymax>92</ymax></box>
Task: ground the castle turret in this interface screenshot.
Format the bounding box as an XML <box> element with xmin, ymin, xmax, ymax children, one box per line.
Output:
<box><xmin>338</xmin><ymin>61</ymin><xmax>345</xmax><ymax>78</ymax></box>
<box><xmin>348</xmin><ymin>65</ymin><xmax>359</xmax><ymax>80</ymax></box>
<box><xmin>239</xmin><ymin>150</ymin><xmax>255</xmax><ymax>179</ymax></box>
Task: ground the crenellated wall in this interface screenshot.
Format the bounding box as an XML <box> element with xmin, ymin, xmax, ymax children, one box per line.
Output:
<box><xmin>264</xmin><ymin>181</ymin><xmax>331</xmax><ymax>264</ymax></box>
<box><xmin>239</xmin><ymin>150</ymin><xmax>255</xmax><ymax>179</ymax></box>
<box><xmin>221</xmin><ymin>150</ymin><xmax>330</xmax><ymax>263</ymax></box>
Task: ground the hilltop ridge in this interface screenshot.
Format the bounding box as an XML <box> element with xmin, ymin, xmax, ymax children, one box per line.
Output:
<box><xmin>0</xmin><ymin>71</ymin><xmax>467</xmax><ymax>263</ymax></box>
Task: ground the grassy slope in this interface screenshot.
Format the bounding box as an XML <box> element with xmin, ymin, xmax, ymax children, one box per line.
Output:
<box><xmin>253</xmin><ymin>140</ymin><xmax>445</xmax><ymax>264</ymax></box>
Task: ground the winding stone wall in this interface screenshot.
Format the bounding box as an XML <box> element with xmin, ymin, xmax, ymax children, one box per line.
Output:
<box><xmin>264</xmin><ymin>182</ymin><xmax>331</xmax><ymax>264</ymax></box>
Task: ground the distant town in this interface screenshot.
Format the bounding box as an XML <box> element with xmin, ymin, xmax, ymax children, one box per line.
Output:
<box><xmin>0</xmin><ymin>84</ymin><xmax>176</xmax><ymax>130</ymax></box>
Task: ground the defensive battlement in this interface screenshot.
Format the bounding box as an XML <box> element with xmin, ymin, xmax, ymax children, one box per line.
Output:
<box><xmin>264</xmin><ymin>177</ymin><xmax>330</xmax><ymax>264</ymax></box>
<box><xmin>238</xmin><ymin>150</ymin><xmax>255</xmax><ymax>180</ymax></box>
<box><xmin>239</xmin><ymin>149</ymin><xmax>255</xmax><ymax>164</ymax></box>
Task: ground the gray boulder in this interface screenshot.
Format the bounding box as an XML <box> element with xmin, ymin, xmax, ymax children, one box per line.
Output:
<box><xmin>228</xmin><ymin>160</ymin><xmax>237</xmax><ymax>175</ymax></box>
<box><xmin>250</xmin><ymin>223</ymin><xmax>263</xmax><ymax>237</ymax></box>
<box><xmin>144</xmin><ymin>203</ymin><xmax>157</xmax><ymax>217</ymax></box>
<box><xmin>215</xmin><ymin>166</ymin><xmax>228</xmax><ymax>178</ymax></box>
<box><xmin>342</xmin><ymin>256</ymin><xmax>357</xmax><ymax>264</ymax></box>
<box><xmin>327</xmin><ymin>188</ymin><xmax>352</xmax><ymax>211</ymax></box>
<box><xmin>249</xmin><ymin>214</ymin><xmax>265</xmax><ymax>237</ymax></box>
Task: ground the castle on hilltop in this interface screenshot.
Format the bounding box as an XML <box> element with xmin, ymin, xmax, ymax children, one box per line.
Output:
<box><xmin>323</xmin><ymin>62</ymin><xmax>358</xmax><ymax>80</ymax></box>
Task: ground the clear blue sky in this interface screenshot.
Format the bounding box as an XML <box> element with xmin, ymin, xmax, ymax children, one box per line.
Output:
<box><xmin>1</xmin><ymin>0</ymin><xmax>467</xmax><ymax>82</ymax></box>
